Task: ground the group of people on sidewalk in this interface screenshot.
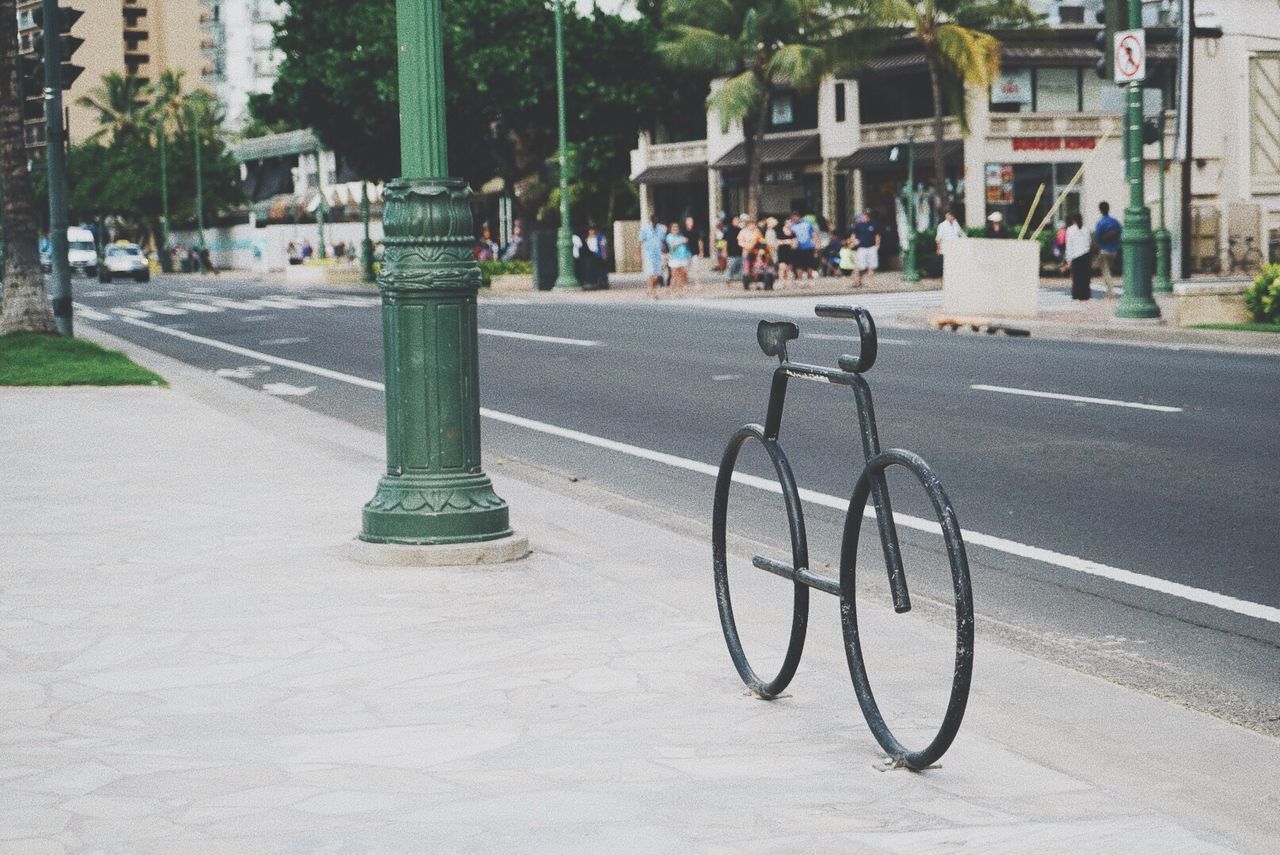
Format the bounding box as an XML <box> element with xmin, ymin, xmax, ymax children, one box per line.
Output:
<box><xmin>640</xmin><ymin>210</ymin><xmax>894</xmax><ymax>299</ymax></box>
<box><xmin>1058</xmin><ymin>201</ymin><xmax>1123</xmax><ymax>301</ymax></box>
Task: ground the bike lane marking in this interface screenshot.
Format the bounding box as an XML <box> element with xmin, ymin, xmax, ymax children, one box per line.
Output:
<box><xmin>108</xmin><ymin>315</ymin><xmax>1279</xmax><ymax>627</ymax></box>
<box><xmin>971</xmin><ymin>384</ymin><xmax>1183</xmax><ymax>413</ymax></box>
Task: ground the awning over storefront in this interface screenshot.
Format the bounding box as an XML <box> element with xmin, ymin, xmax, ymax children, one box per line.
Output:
<box><xmin>712</xmin><ymin>133</ymin><xmax>821</xmax><ymax>169</ymax></box>
<box><xmin>840</xmin><ymin>140</ymin><xmax>963</xmax><ymax>171</ymax></box>
<box><xmin>632</xmin><ymin>163</ymin><xmax>707</xmax><ymax>184</ymax></box>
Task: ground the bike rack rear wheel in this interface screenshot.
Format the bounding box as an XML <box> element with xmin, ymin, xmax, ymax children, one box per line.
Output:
<box><xmin>839</xmin><ymin>449</ymin><xmax>974</xmax><ymax>769</ymax></box>
<box><xmin>712</xmin><ymin>424</ymin><xmax>809</xmax><ymax>700</ymax></box>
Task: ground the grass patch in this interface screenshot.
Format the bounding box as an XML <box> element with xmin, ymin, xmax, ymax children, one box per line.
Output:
<box><xmin>1188</xmin><ymin>322</ymin><xmax>1280</xmax><ymax>334</ymax></box>
<box><xmin>0</xmin><ymin>333</ymin><xmax>165</xmax><ymax>386</ymax></box>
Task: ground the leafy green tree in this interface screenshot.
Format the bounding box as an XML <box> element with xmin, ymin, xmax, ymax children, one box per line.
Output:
<box><xmin>76</xmin><ymin>72</ymin><xmax>151</xmax><ymax>142</ymax></box>
<box><xmin>48</xmin><ymin>74</ymin><xmax>244</xmax><ymax>248</ymax></box>
<box><xmin>259</xmin><ymin>0</ymin><xmax>685</xmax><ymax>228</ymax></box>
<box><xmin>660</xmin><ymin>0</ymin><xmax>836</xmax><ymax>217</ymax></box>
<box><xmin>870</xmin><ymin>0</ymin><xmax>1039</xmax><ymax>203</ymax></box>
<box><xmin>0</xmin><ymin>0</ymin><xmax>55</xmax><ymax>334</ymax></box>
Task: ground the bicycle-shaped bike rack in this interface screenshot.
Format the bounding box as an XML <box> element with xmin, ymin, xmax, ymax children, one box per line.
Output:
<box><xmin>712</xmin><ymin>305</ymin><xmax>974</xmax><ymax>770</ymax></box>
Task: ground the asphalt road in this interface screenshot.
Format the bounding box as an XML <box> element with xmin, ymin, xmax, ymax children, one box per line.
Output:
<box><xmin>70</xmin><ymin>273</ymin><xmax>1280</xmax><ymax>735</ymax></box>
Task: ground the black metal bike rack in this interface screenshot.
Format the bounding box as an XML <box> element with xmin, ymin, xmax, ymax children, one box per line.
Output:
<box><xmin>711</xmin><ymin>305</ymin><xmax>974</xmax><ymax>770</ymax></box>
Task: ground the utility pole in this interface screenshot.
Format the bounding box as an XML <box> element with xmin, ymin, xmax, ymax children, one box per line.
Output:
<box><xmin>1114</xmin><ymin>0</ymin><xmax>1161</xmax><ymax>319</ymax></box>
<box><xmin>552</xmin><ymin>0</ymin><xmax>580</xmax><ymax>290</ymax></box>
<box><xmin>358</xmin><ymin>0</ymin><xmax>519</xmax><ymax>554</ymax></box>
<box><xmin>42</xmin><ymin>0</ymin><xmax>71</xmax><ymax>335</ymax></box>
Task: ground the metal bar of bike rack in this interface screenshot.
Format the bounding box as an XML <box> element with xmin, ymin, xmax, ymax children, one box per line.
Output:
<box><xmin>752</xmin><ymin>555</ymin><xmax>842</xmax><ymax>598</ymax></box>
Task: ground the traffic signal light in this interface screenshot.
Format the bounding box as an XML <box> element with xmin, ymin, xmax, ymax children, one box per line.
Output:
<box><xmin>19</xmin><ymin>53</ymin><xmax>44</xmax><ymax>120</ymax></box>
<box><xmin>1095</xmin><ymin>0</ymin><xmax>1125</xmax><ymax>80</ymax></box>
<box><xmin>31</xmin><ymin>6</ymin><xmax>85</xmax><ymax>90</ymax></box>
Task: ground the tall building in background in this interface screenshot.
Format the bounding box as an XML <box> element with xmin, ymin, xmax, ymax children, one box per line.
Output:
<box><xmin>16</xmin><ymin>0</ymin><xmax>210</xmax><ymax>147</ymax></box>
<box><xmin>202</xmin><ymin>0</ymin><xmax>284</xmax><ymax>131</ymax></box>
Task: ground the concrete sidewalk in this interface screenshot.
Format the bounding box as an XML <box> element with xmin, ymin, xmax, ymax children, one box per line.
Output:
<box><xmin>2</xmin><ymin>330</ymin><xmax>1277</xmax><ymax>853</ymax></box>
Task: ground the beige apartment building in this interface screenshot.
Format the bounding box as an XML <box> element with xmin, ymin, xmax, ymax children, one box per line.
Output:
<box><xmin>17</xmin><ymin>0</ymin><xmax>210</xmax><ymax>147</ymax></box>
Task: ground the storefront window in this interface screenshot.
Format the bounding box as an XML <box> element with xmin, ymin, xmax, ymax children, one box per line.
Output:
<box><xmin>985</xmin><ymin>162</ymin><xmax>1082</xmax><ymax>229</ymax></box>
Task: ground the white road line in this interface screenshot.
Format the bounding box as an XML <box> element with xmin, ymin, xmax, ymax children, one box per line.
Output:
<box><xmin>806</xmin><ymin>333</ymin><xmax>911</xmax><ymax>345</ymax></box>
<box><xmin>108</xmin><ymin>316</ymin><xmax>1279</xmax><ymax>627</ymax></box>
<box><xmin>971</xmin><ymin>384</ymin><xmax>1183</xmax><ymax>413</ymax></box>
<box><xmin>135</xmin><ymin>300</ymin><xmax>189</xmax><ymax>316</ymax></box>
<box><xmin>72</xmin><ymin>303</ymin><xmax>112</xmax><ymax>321</ymax></box>
<box><xmin>114</xmin><ymin>316</ymin><xmax>383</xmax><ymax>390</ymax></box>
<box><xmin>712</xmin><ymin>374</ymin><xmax>743</xmax><ymax>381</ymax></box>
<box><xmin>478</xmin><ymin>328</ymin><xmax>599</xmax><ymax>347</ymax></box>
<box><xmin>110</xmin><ymin>307</ymin><xmax>153</xmax><ymax>319</ymax></box>
<box><xmin>174</xmin><ymin>301</ymin><xmax>226</xmax><ymax>313</ymax></box>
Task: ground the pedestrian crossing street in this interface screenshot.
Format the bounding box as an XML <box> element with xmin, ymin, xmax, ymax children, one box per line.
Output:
<box><xmin>73</xmin><ymin>291</ymin><xmax>381</xmax><ymax>321</ymax></box>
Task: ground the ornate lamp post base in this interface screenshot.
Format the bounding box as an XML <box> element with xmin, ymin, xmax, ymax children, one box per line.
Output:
<box><xmin>359</xmin><ymin>177</ymin><xmax>517</xmax><ymax>549</ymax></box>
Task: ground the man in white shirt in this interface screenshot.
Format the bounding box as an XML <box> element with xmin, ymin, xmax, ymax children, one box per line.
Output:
<box><xmin>935</xmin><ymin>209</ymin><xmax>964</xmax><ymax>255</ymax></box>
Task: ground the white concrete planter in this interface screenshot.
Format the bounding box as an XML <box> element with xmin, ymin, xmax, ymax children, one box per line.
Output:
<box><xmin>942</xmin><ymin>238</ymin><xmax>1040</xmax><ymax>318</ymax></box>
<box><xmin>1170</xmin><ymin>280</ymin><xmax>1252</xmax><ymax>327</ymax></box>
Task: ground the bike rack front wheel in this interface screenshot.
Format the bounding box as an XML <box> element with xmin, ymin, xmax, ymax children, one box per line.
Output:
<box><xmin>839</xmin><ymin>449</ymin><xmax>975</xmax><ymax>769</ymax></box>
<box><xmin>712</xmin><ymin>424</ymin><xmax>809</xmax><ymax>700</ymax></box>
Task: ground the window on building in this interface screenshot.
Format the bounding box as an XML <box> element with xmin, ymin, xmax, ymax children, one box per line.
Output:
<box><xmin>1036</xmin><ymin>68</ymin><xmax>1081</xmax><ymax>112</ymax></box>
<box><xmin>765</xmin><ymin>91</ymin><xmax>818</xmax><ymax>132</ymax></box>
<box><xmin>835</xmin><ymin>82</ymin><xmax>846</xmax><ymax>122</ymax></box>
<box><xmin>859</xmin><ymin>71</ymin><xmax>936</xmax><ymax>123</ymax></box>
<box><xmin>992</xmin><ymin>67</ymin><xmax>1083</xmax><ymax>113</ymax></box>
<box><xmin>1252</xmin><ymin>54</ymin><xmax>1280</xmax><ymax>180</ymax></box>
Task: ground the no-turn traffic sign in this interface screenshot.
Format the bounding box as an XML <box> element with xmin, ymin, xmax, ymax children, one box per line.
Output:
<box><xmin>1114</xmin><ymin>28</ymin><xmax>1146</xmax><ymax>83</ymax></box>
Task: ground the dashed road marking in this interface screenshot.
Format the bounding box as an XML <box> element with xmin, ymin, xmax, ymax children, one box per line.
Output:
<box><xmin>106</xmin><ymin>315</ymin><xmax>1279</xmax><ymax>627</ymax></box>
<box><xmin>971</xmin><ymin>384</ymin><xmax>1183</xmax><ymax>413</ymax></box>
<box><xmin>478</xmin><ymin>328</ymin><xmax>600</xmax><ymax>347</ymax></box>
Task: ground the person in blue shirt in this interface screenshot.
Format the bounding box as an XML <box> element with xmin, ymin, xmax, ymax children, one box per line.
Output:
<box><xmin>665</xmin><ymin>222</ymin><xmax>691</xmax><ymax>294</ymax></box>
<box><xmin>851</xmin><ymin>210</ymin><xmax>881</xmax><ymax>288</ymax></box>
<box><xmin>639</xmin><ymin>215</ymin><xmax>667</xmax><ymax>299</ymax></box>
<box><xmin>1094</xmin><ymin>201</ymin><xmax>1122</xmax><ymax>299</ymax></box>
<box><xmin>789</xmin><ymin>212</ymin><xmax>816</xmax><ymax>280</ymax></box>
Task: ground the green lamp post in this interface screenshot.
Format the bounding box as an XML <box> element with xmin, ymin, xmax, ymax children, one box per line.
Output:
<box><xmin>900</xmin><ymin>133</ymin><xmax>919</xmax><ymax>284</ymax></box>
<box><xmin>158</xmin><ymin>128</ymin><xmax>172</xmax><ymax>272</ymax></box>
<box><xmin>192</xmin><ymin>105</ymin><xmax>206</xmax><ymax>271</ymax></box>
<box><xmin>361</xmin><ymin>180</ymin><xmax>376</xmax><ymax>283</ymax></box>
<box><xmin>1152</xmin><ymin>109</ymin><xmax>1172</xmax><ymax>292</ymax></box>
<box><xmin>359</xmin><ymin>0</ymin><xmax>514</xmax><ymax>547</ymax></box>
<box><xmin>1114</xmin><ymin>0</ymin><xmax>1161</xmax><ymax>319</ymax></box>
<box><xmin>552</xmin><ymin>0</ymin><xmax>580</xmax><ymax>290</ymax></box>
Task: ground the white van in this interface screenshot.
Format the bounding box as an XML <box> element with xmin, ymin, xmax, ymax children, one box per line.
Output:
<box><xmin>40</xmin><ymin>227</ymin><xmax>99</xmax><ymax>277</ymax></box>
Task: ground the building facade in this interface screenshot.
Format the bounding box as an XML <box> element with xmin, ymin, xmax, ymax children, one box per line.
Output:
<box><xmin>630</xmin><ymin>0</ymin><xmax>1280</xmax><ymax>277</ymax></box>
<box><xmin>16</xmin><ymin>0</ymin><xmax>209</xmax><ymax>147</ymax></box>
<box><xmin>201</xmin><ymin>0</ymin><xmax>284</xmax><ymax>131</ymax></box>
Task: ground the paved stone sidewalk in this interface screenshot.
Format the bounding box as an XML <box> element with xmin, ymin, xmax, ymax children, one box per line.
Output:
<box><xmin>1</xmin><ymin>336</ymin><xmax>1277</xmax><ymax>853</ymax></box>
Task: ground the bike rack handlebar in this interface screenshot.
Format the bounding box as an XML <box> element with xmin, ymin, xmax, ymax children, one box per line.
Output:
<box><xmin>814</xmin><ymin>305</ymin><xmax>878</xmax><ymax>374</ymax></box>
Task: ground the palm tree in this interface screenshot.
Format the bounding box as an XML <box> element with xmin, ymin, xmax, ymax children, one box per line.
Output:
<box><xmin>874</xmin><ymin>0</ymin><xmax>1038</xmax><ymax>205</ymax></box>
<box><xmin>660</xmin><ymin>0</ymin><xmax>837</xmax><ymax>216</ymax></box>
<box><xmin>0</xmin><ymin>0</ymin><xmax>55</xmax><ymax>334</ymax></box>
<box><xmin>76</xmin><ymin>72</ymin><xmax>151</xmax><ymax>142</ymax></box>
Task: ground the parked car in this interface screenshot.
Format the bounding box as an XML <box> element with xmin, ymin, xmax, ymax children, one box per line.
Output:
<box><xmin>100</xmin><ymin>243</ymin><xmax>150</xmax><ymax>283</ymax></box>
<box><xmin>40</xmin><ymin>226</ymin><xmax>99</xmax><ymax>276</ymax></box>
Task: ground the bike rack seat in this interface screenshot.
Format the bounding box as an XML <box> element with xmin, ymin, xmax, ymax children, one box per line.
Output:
<box><xmin>757</xmin><ymin>320</ymin><xmax>799</xmax><ymax>362</ymax></box>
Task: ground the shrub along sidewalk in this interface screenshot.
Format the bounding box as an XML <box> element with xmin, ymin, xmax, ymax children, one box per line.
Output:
<box><xmin>0</xmin><ymin>333</ymin><xmax>165</xmax><ymax>386</ymax></box>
